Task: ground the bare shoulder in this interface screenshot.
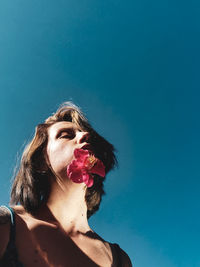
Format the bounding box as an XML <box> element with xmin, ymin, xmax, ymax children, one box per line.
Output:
<box><xmin>12</xmin><ymin>205</ymin><xmax>26</xmax><ymax>215</ymax></box>
<box><xmin>0</xmin><ymin>205</ymin><xmax>27</xmax><ymax>221</ymax></box>
<box><xmin>0</xmin><ymin>206</ymin><xmax>11</xmax><ymax>258</ymax></box>
<box><xmin>0</xmin><ymin>206</ymin><xmax>11</xmax><ymax>224</ymax></box>
<box><xmin>0</xmin><ymin>206</ymin><xmax>10</xmax><ymax>226</ymax></box>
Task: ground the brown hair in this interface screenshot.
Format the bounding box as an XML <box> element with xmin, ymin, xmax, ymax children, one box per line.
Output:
<box><xmin>10</xmin><ymin>102</ymin><xmax>117</xmax><ymax>218</ymax></box>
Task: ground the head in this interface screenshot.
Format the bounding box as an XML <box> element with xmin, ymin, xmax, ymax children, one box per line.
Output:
<box><xmin>10</xmin><ymin>102</ymin><xmax>117</xmax><ymax>218</ymax></box>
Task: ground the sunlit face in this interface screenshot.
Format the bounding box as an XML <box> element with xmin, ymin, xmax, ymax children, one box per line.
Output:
<box><xmin>46</xmin><ymin>121</ymin><xmax>89</xmax><ymax>179</ymax></box>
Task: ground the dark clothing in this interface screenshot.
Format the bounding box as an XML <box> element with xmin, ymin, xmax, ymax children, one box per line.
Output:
<box><xmin>0</xmin><ymin>206</ymin><xmax>122</xmax><ymax>267</ymax></box>
<box><xmin>0</xmin><ymin>206</ymin><xmax>23</xmax><ymax>267</ymax></box>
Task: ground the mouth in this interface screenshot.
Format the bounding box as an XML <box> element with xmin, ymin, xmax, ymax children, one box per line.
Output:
<box><xmin>81</xmin><ymin>144</ymin><xmax>93</xmax><ymax>152</ymax></box>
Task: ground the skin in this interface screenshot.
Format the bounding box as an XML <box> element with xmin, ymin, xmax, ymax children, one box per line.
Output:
<box><xmin>0</xmin><ymin>121</ymin><xmax>132</xmax><ymax>267</ymax></box>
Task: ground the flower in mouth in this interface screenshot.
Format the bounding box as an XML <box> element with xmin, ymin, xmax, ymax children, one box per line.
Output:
<box><xmin>67</xmin><ymin>148</ymin><xmax>105</xmax><ymax>187</ymax></box>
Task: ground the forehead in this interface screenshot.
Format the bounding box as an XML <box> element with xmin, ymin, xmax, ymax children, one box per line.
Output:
<box><xmin>48</xmin><ymin>121</ymin><xmax>78</xmax><ymax>138</ymax></box>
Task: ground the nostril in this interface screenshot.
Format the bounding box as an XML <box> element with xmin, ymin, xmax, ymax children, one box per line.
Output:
<box><xmin>79</xmin><ymin>132</ymin><xmax>90</xmax><ymax>143</ymax></box>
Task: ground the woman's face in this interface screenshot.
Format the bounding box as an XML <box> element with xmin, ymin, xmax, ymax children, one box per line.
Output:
<box><xmin>46</xmin><ymin>121</ymin><xmax>89</xmax><ymax>179</ymax></box>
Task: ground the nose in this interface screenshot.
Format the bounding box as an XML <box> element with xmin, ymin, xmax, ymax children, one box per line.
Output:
<box><xmin>76</xmin><ymin>131</ymin><xmax>90</xmax><ymax>144</ymax></box>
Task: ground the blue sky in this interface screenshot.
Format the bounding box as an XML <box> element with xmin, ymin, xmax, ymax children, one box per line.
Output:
<box><xmin>0</xmin><ymin>1</ymin><xmax>200</xmax><ymax>266</ymax></box>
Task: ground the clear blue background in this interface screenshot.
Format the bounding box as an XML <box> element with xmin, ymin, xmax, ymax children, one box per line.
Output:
<box><xmin>0</xmin><ymin>1</ymin><xmax>199</xmax><ymax>266</ymax></box>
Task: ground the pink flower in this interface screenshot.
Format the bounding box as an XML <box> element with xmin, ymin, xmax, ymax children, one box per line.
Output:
<box><xmin>67</xmin><ymin>148</ymin><xmax>105</xmax><ymax>187</ymax></box>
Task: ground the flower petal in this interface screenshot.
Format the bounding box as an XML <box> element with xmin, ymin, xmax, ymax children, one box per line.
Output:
<box><xmin>68</xmin><ymin>170</ymin><xmax>84</xmax><ymax>183</ymax></box>
<box><xmin>85</xmin><ymin>175</ymin><xmax>94</xmax><ymax>187</ymax></box>
<box><xmin>67</xmin><ymin>159</ymin><xmax>84</xmax><ymax>175</ymax></box>
<box><xmin>90</xmin><ymin>159</ymin><xmax>105</xmax><ymax>177</ymax></box>
<box><xmin>67</xmin><ymin>149</ymin><xmax>105</xmax><ymax>187</ymax></box>
<box><xmin>82</xmin><ymin>172</ymin><xmax>90</xmax><ymax>183</ymax></box>
<box><xmin>74</xmin><ymin>148</ymin><xmax>89</xmax><ymax>160</ymax></box>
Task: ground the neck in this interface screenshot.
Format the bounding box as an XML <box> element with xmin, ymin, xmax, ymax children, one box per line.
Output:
<box><xmin>41</xmin><ymin>180</ymin><xmax>91</xmax><ymax>236</ymax></box>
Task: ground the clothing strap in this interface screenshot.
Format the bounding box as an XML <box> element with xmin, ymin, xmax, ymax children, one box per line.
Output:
<box><xmin>0</xmin><ymin>208</ymin><xmax>122</xmax><ymax>267</ymax></box>
<box><xmin>0</xmin><ymin>206</ymin><xmax>23</xmax><ymax>267</ymax></box>
<box><xmin>1</xmin><ymin>205</ymin><xmax>16</xmax><ymax>247</ymax></box>
<box><xmin>0</xmin><ymin>205</ymin><xmax>21</xmax><ymax>267</ymax></box>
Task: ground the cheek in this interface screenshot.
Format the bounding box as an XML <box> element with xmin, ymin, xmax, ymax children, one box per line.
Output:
<box><xmin>47</xmin><ymin>143</ymin><xmax>74</xmax><ymax>174</ymax></box>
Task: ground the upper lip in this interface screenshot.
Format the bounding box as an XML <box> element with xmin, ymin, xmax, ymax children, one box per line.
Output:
<box><xmin>81</xmin><ymin>144</ymin><xmax>93</xmax><ymax>151</ymax></box>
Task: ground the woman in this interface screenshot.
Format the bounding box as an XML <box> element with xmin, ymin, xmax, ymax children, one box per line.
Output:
<box><xmin>0</xmin><ymin>102</ymin><xmax>132</xmax><ymax>267</ymax></box>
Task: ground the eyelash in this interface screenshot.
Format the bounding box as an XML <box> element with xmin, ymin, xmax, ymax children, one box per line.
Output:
<box><xmin>59</xmin><ymin>131</ymin><xmax>75</xmax><ymax>139</ymax></box>
<box><xmin>60</xmin><ymin>134</ymin><xmax>69</xmax><ymax>138</ymax></box>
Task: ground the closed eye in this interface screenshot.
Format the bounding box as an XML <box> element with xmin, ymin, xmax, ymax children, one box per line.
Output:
<box><xmin>60</xmin><ymin>134</ymin><xmax>71</xmax><ymax>138</ymax></box>
<box><xmin>57</xmin><ymin>129</ymin><xmax>75</xmax><ymax>139</ymax></box>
